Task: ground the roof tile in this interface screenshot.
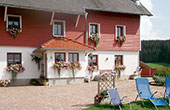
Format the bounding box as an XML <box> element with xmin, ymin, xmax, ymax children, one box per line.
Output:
<box><xmin>40</xmin><ymin>37</ymin><xmax>94</xmax><ymax>50</ymax></box>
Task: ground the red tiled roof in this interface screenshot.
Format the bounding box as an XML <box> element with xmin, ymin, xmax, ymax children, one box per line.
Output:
<box><xmin>40</xmin><ymin>37</ymin><xmax>94</xmax><ymax>51</ymax></box>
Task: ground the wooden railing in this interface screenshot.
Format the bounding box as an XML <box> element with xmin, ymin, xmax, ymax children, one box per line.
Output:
<box><xmin>141</xmin><ymin>68</ymin><xmax>170</xmax><ymax>77</ymax></box>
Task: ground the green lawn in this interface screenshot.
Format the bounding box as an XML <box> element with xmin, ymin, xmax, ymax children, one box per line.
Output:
<box><xmin>85</xmin><ymin>100</ymin><xmax>169</xmax><ymax>110</ymax></box>
<box><xmin>146</xmin><ymin>62</ymin><xmax>170</xmax><ymax>68</ymax></box>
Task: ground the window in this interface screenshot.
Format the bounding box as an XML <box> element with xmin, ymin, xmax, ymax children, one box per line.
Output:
<box><xmin>55</xmin><ymin>53</ymin><xmax>65</xmax><ymax>62</ymax></box>
<box><xmin>53</xmin><ymin>21</ymin><xmax>65</xmax><ymax>37</ymax></box>
<box><xmin>116</xmin><ymin>25</ymin><xmax>126</xmax><ymax>39</ymax></box>
<box><xmin>7</xmin><ymin>53</ymin><xmax>22</xmax><ymax>66</ymax></box>
<box><xmin>88</xmin><ymin>55</ymin><xmax>98</xmax><ymax>66</ymax></box>
<box><xmin>115</xmin><ymin>55</ymin><xmax>123</xmax><ymax>65</ymax></box>
<box><xmin>68</xmin><ymin>53</ymin><xmax>79</xmax><ymax>62</ymax></box>
<box><xmin>89</xmin><ymin>23</ymin><xmax>100</xmax><ymax>36</ymax></box>
<box><xmin>6</xmin><ymin>15</ymin><xmax>22</xmax><ymax>31</ymax></box>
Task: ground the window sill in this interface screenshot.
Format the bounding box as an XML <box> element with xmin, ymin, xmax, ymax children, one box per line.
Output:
<box><xmin>6</xmin><ymin>28</ymin><xmax>22</xmax><ymax>33</ymax></box>
<box><xmin>53</xmin><ymin>35</ymin><xmax>65</xmax><ymax>37</ymax></box>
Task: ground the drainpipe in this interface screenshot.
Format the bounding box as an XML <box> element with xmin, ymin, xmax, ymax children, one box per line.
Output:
<box><xmin>85</xmin><ymin>12</ymin><xmax>88</xmax><ymax>45</ymax></box>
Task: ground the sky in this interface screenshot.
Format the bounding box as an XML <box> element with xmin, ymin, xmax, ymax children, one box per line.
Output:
<box><xmin>140</xmin><ymin>0</ymin><xmax>170</xmax><ymax>40</ymax></box>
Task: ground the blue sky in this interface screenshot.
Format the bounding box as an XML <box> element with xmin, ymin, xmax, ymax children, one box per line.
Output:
<box><xmin>140</xmin><ymin>0</ymin><xmax>170</xmax><ymax>40</ymax></box>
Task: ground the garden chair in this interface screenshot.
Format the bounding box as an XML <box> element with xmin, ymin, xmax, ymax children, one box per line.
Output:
<box><xmin>165</xmin><ymin>76</ymin><xmax>170</xmax><ymax>106</ymax></box>
<box><xmin>135</xmin><ymin>78</ymin><xmax>168</xmax><ymax>110</ymax></box>
<box><xmin>108</xmin><ymin>88</ymin><xmax>132</xmax><ymax>110</ymax></box>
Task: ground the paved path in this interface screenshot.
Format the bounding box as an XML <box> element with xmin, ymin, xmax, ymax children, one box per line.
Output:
<box><xmin>0</xmin><ymin>79</ymin><xmax>165</xmax><ymax>110</ymax></box>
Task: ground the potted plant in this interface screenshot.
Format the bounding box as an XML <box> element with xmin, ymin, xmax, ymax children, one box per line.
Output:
<box><xmin>89</xmin><ymin>33</ymin><xmax>100</xmax><ymax>47</ymax></box>
<box><xmin>116</xmin><ymin>36</ymin><xmax>126</xmax><ymax>45</ymax></box>
<box><xmin>6</xmin><ymin>64</ymin><xmax>25</xmax><ymax>82</ymax></box>
<box><xmin>68</xmin><ymin>62</ymin><xmax>81</xmax><ymax>78</ymax></box>
<box><xmin>94</xmin><ymin>90</ymin><xmax>108</xmax><ymax>104</ymax></box>
<box><xmin>40</xmin><ymin>75</ymin><xmax>45</xmax><ymax>83</ymax></box>
<box><xmin>43</xmin><ymin>79</ymin><xmax>48</xmax><ymax>86</ymax></box>
<box><xmin>0</xmin><ymin>80</ymin><xmax>11</xmax><ymax>87</ymax></box>
<box><xmin>7</xmin><ymin>24</ymin><xmax>21</xmax><ymax>38</ymax></box>
<box><xmin>88</xmin><ymin>64</ymin><xmax>96</xmax><ymax>80</ymax></box>
<box><xmin>31</xmin><ymin>54</ymin><xmax>42</xmax><ymax>70</ymax></box>
<box><xmin>53</xmin><ymin>61</ymin><xmax>67</xmax><ymax>77</ymax></box>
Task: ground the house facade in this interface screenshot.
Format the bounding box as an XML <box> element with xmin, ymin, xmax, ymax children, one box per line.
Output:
<box><xmin>0</xmin><ymin>0</ymin><xmax>151</xmax><ymax>85</ymax></box>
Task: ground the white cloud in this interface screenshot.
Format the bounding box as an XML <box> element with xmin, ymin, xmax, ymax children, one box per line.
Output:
<box><xmin>140</xmin><ymin>0</ymin><xmax>161</xmax><ymax>40</ymax></box>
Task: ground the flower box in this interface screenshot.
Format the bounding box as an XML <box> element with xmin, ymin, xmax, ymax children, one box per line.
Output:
<box><xmin>7</xmin><ymin>24</ymin><xmax>21</xmax><ymax>38</ymax></box>
<box><xmin>89</xmin><ymin>33</ymin><xmax>100</xmax><ymax>46</ymax></box>
<box><xmin>116</xmin><ymin>36</ymin><xmax>126</xmax><ymax>45</ymax></box>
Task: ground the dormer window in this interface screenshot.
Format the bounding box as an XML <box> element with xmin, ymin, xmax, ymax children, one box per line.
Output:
<box><xmin>53</xmin><ymin>20</ymin><xmax>65</xmax><ymax>37</ymax></box>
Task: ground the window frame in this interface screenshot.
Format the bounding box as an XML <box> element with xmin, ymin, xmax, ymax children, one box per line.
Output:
<box><xmin>54</xmin><ymin>52</ymin><xmax>66</xmax><ymax>62</ymax></box>
<box><xmin>6</xmin><ymin>14</ymin><xmax>22</xmax><ymax>32</ymax></box>
<box><xmin>89</xmin><ymin>23</ymin><xmax>100</xmax><ymax>38</ymax></box>
<box><xmin>68</xmin><ymin>53</ymin><xmax>79</xmax><ymax>62</ymax></box>
<box><xmin>115</xmin><ymin>25</ymin><xmax>126</xmax><ymax>40</ymax></box>
<box><xmin>7</xmin><ymin>53</ymin><xmax>22</xmax><ymax>66</ymax></box>
<box><xmin>115</xmin><ymin>55</ymin><xmax>123</xmax><ymax>65</ymax></box>
<box><xmin>53</xmin><ymin>20</ymin><xmax>66</xmax><ymax>37</ymax></box>
<box><xmin>88</xmin><ymin>55</ymin><xmax>98</xmax><ymax>67</ymax></box>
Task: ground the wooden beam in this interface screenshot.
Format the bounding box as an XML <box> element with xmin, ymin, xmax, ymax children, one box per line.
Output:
<box><xmin>75</xmin><ymin>15</ymin><xmax>80</xmax><ymax>27</ymax></box>
<box><xmin>50</xmin><ymin>11</ymin><xmax>55</xmax><ymax>25</ymax></box>
<box><xmin>4</xmin><ymin>6</ymin><xmax>8</xmax><ymax>21</ymax></box>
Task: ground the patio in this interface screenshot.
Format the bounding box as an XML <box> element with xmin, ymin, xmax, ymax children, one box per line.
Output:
<box><xmin>0</xmin><ymin>79</ymin><xmax>165</xmax><ymax>110</ymax></box>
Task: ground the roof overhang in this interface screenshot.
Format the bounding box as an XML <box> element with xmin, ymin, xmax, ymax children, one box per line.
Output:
<box><xmin>33</xmin><ymin>37</ymin><xmax>95</xmax><ymax>53</ymax></box>
<box><xmin>0</xmin><ymin>0</ymin><xmax>152</xmax><ymax>16</ymax></box>
<box><xmin>34</xmin><ymin>48</ymin><xmax>94</xmax><ymax>53</ymax></box>
<box><xmin>86</xmin><ymin>8</ymin><xmax>152</xmax><ymax>16</ymax></box>
<box><xmin>0</xmin><ymin>3</ymin><xmax>86</xmax><ymax>15</ymax></box>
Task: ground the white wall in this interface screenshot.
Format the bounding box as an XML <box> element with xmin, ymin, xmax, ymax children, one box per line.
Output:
<box><xmin>0</xmin><ymin>46</ymin><xmax>41</xmax><ymax>80</ymax></box>
<box><xmin>91</xmin><ymin>51</ymin><xmax>139</xmax><ymax>79</ymax></box>
<box><xmin>0</xmin><ymin>46</ymin><xmax>139</xmax><ymax>80</ymax></box>
<box><xmin>46</xmin><ymin>50</ymin><xmax>88</xmax><ymax>78</ymax></box>
<box><xmin>46</xmin><ymin>50</ymin><xmax>139</xmax><ymax>79</ymax></box>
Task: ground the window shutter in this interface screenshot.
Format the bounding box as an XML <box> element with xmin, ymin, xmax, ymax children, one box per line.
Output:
<box><xmin>124</xmin><ymin>26</ymin><xmax>126</xmax><ymax>37</ymax></box>
<box><xmin>98</xmin><ymin>24</ymin><xmax>100</xmax><ymax>38</ymax></box>
<box><xmin>115</xmin><ymin>25</ymin><xmax>118</xmax><ymax>40</ymax></box>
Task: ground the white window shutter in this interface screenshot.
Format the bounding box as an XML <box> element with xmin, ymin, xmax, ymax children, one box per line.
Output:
<box><xmin>124</xmin><ymin>26</ymin><xmax>126</xmax><ymax>37</ymax></box>
<box><xmin>64</xmin><ymin>21</ymin><xmax>66</xmax><ymax>36</ymax></box>
<box><xmin>98</xmin><ymin>24</ymin><xmax>100</xmax><ymax>38</ymax></box>
<box><xmin>115</xmin><ymin>25</ymin><xmax>117</xmax><ymax>40</ymax></box>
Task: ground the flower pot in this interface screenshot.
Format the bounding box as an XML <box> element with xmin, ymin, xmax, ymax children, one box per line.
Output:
<box><xmin>43</xmin><ymin>82</ymin><xmax>48</xmax><ymax>86</ymax></box>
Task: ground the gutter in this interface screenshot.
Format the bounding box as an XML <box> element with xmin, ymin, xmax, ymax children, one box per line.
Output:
<box><xmin>85</xmin><ymin>12</ymin><xmax>88</xmax><ymax>45</ymax></box>
<box><xmin>39</xmin><ymin>48</ymin><xmax>94</xmax><ymax>51</ymax></box>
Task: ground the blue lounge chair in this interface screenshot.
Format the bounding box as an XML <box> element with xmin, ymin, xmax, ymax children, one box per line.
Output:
<box><xmin>108</xmin><ymin>88</ymin><xmax>132</xmax><ymax>110</ymax></box>
<box><xmin>135</xmin><ymin>78</ymin><xmax>168</xmax><ymax>110</ymax></box>
<box><xmin>165</xmin><ymin>76</ymin><xmax>170</xmax><ymax>106</ymax></box>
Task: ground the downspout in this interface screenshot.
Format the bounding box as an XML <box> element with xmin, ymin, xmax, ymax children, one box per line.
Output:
<box><xmin>85</xmin><ymin>12</ymin><xmax>88</xmax><ymax>45</ymax></box>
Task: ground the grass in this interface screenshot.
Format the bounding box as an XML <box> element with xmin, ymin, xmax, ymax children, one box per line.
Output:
<box><xmin>146</xmin><ymin>62</ymin><xmax>170</xmax><ymax>68</ymax></box>
<box><xmin>85</xmin><ymin>100</ymin><xmax>169</xmax><ymax>110</ymax></box>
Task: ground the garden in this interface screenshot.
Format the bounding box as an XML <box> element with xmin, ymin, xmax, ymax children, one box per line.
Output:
<box><xmin>84</xmin><ymin>68</ymin><xmax>170</xmax><ymax>110</ymax></box>
<box><xmin>85</xmin><ymin>99</ymin><xmax>169</xmax><ymax>110</ymax></box>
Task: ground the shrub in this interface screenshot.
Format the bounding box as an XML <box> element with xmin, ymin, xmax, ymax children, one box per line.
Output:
<box><xmin>0</xmin><ymin>80</ymin><xmax>11</xmax><ymax>87</ymax></box>
<box><xmin>94</xmin><ymin>91</ymin><xmax>108</xmax><ymax>104</ymax></box>
<box><xmin>153</xmin><ymin>69</ymin><xmax>170</xmax><ymax>86</ymax></box>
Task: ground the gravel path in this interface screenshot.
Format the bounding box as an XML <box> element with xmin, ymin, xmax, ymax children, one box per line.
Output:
<box><xmin>0</xmin><ymin>79</ymin><xmax>165</xmax><ymax>110</ymax></box>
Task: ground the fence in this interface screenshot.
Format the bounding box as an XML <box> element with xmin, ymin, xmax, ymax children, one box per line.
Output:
<box><xmin>141</xmin><ymin>68</ymin><xmax>170</xmax><ymax>77</ymax></box>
